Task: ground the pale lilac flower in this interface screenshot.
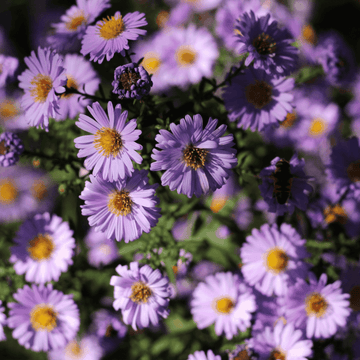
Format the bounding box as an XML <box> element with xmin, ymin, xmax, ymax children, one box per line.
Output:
<box><xmin>0</xmin><ymin>55</ymin><xmax>18</xmax><ymax>87</ymax></box>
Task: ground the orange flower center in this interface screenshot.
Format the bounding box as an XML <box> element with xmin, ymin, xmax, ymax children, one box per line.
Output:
<box><xmin>30</xmin><ymin>74</ymin><xmax>53</xmax><ymax>103</ymax></box>
<box><xmin>30</xmin><ymin>304</ymin><xmax>57</xmax><ymax>331</ymax></box>
<box><xmin>245</xmin><ymin>80</ymin><xmax>272</xmax><ymax>109</ymax></box>
<box><xmin>98</xmin><ymin>15</ymin><xmax>125</xmax><ymax>40</ymax></box>
<box><xmin>130</xmin><ymin>281</ymin><xmax>152</xmax><ymax>303</ymax></box>
<box><xmin>305</xmin><ymin>292</ymin><xmax>328</xmax><ymax>317</ymax></box>
<box><xmin>182</xmin><ymin>144</ymin><xmax>208</xmax><ymax>170</ymax></box>
<box><xmin>108</xmin><ymin>190</ymin><xmax>132</xmax><ymax>216</ymax></box>
<box><xmin>215</xmin><ymin>297</ymin><xmax>234</xmax><ymax>314</ymax></box>
<box><xmin>27</xmin><ymin>233</ymin><xmax>55</xmax><ymax>261</ymax></box>
<box><xmin>0</xmin><ymin>179</ymin><xmax>18</xmax><ymax>204</ymax></box>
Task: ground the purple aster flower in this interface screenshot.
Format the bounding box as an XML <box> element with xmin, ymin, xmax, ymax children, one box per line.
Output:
<box><xmin>48</xmin><ymin>334</ymin><xmax>103</xmax><ymax>360</ymax></box>
<box><xmin>326</xmin><ymin>137</ymin><xmax>360</xmax><ymax>201</ymax></box>
<box><xmin>235</xmin><ymin>11</ymin><xmax>298</xmax><ymax>76</ymax></box>
<box><xmin>0</xmin><ymin>54</ymin><xmax>18</xmax><ymax>87</ymax></box>
<box><xmin>0</xmin><ymin>131</ymin><xmax>24</xmax><ymax>167</ymax></box>
<box><xmin>173</xmin><ymin>248</ymin><xmax>193</xmax><ymax>278</ymax></box>
<box><xmin>150</xmin><ymin>114</ymin><xmax>237</xmax><ymax>198</ymax></box>
<box><xmin>9</xmin><ymin>212</ymin><xmax>75</xmax><ymax>284</ymax></box>
<box><xmin>284</xmin><ymin>273</ymin><xmax>351</xmax><ymax>339</ymax></box>
<box><xmin>56</xmin><ymin>54</ymin><xmax>100</xmax><ymax>121</ymax></box>
<box><xmin>233</xmin><ymin>193</ymin><xmax>253</xmax><ymax>230</ymax></box>
<box><xmin>0</xmin><ymin>300</ymin><xmax>6</xmax><ymax>341</ymax></box>
<box><xmin>74</xmin><ymin>101</ymin><xmax>142</xmax><ymax>182</ymax></box>
<box><xmin>259</xmin><ymin>153</ymin><xmax>313</xmax><ymax>215</ymax></box>
<box><xmin>110</xmin><ymin>261</ymin><xmax>171</xmax><ymax>330</ymax></box>
<box><xmin>172</xmin><ymin>211</ymin><xmax>199</xmax><ymax>241</ymax></box>
<box><xmin>251</xmin><ymin>322</ymin><xmax>313</xmax><ymax>360</ymax></box>
<box><xmin>190</xmin><ymin>260</ymin><xmax>223</xmax><ymax>282</ymax></box>
<box><xmin>84</xmin><ymin>227</ymin><xmax>120</xmax><ymax>268</ymax></box>
<box><xmin>227</xmin><ymin>344</ymin><xmax>257</xmax><ymax>360</ymax></box>
<box><xmin>240</xmin><ymin>223</ymin><xmax>310</xmax><ymax>296</ymax></box>
<box><xmin>165</xmin><ymin>0</ymin><xmax>222</xmax><ymax>13</ymax></box>
<box><xmin>190</xmin><ymin>272</ymin><xmax>257</xmax><ymax>340</ymax></box>
<box><xmin>223</xmin><ymin>66</ymin><xmax>294</xmax><ymax>131</ymax></box>
<box><xmin>187</xmin><ymin>350</ymin><xmax>221</xmax><ymax>360</ymax></box>
<box><xmin>47</xmin><ymin>0</ymin><xmax>111</xmax><ymax>52</ymax></box>
<box><xmin>80</xmin><ymin>169</ymin><xmax>161</xmax><ymax>243</ymax></box>
<box><xmin>17</xmin><ymin>47</ymin><xmax>67</xmax><ymax>131</ymax></box>
<box><xmin>81</xmin><ymin>11</ymin><xmax>147</xmax><ymax>64</ymax></box>
<box><xmin>112</xmin><ymin>62</ymin><xmax>152</xmax><ymax>100</ymax></box>
<box><xmin>7</xmin><ymin>283</ymin><xmax>80</xmax><ymax>352</ymax></box>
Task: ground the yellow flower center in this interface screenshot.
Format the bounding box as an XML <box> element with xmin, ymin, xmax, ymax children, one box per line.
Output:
<box><xmin>62</xmin><ymin>75</ymin><xmax>79</xmax><ymax>99</ymax></box>
<box><xmin>94</xmin><ymin>127</ymin><xmax>123</xmax><ymax>158</ymax></box>
<box><xmin>269</xmin><ymin>349</ymin><xmax>286</xmax><ymax>360</ymax></box>
<box><xmin>30</xmin><ymin>304</ymin><xmax>57</xmax><ymax>331</ymax></box>
<box><xmin>141</xmin><ymin>54</ymin><xmax>161</xmax><ymax>74</ymax></box>
<box><xmin>350</xmin><ymin>285</ymin><xmax>360</xmax><ymax>312</ymax></box>
<box><xmin>182</xmin><ymin>144</ymin><xmax>208</xmax><ymax>170</ymax></box>
<box><xmin>305</xmin><ymin>292</ymin><xmax>328</xmax><ymax>317</ymax></box>
<box><xmin>98</xmin><ymin>15</ymin><xmax>125</xmax><ymax>40</ymax></box>
<box><xmin>347</xmin><ymin>160</ymin><xmax>360</xmax><ymax>183</ymax></box>
<box><xmin>30</xmin><ymin>74</ymin><xmax>53</xmax><ymax>103</ymax></box>
<box><xmin>215</xmin><ymin>297</ymin><xmax>234</xmax><ymax>314</ymax></box>
<box><xmin>233</xmin><ymin>349</ymin><xmax>251</xmax><ymax>360</ymax></box>
<box><xmin>308</xmin><ymin>118</ymin><xmax>327</xmax><ymax>137</ymax></box>
<box><xmin>175</xmin><ymin>45</ymin><xmax>197</xmax><ymax>67</ymax></box>
<box><xmin>253</xmin><ymin>32</ymin><xmax>277</xmax><ymax>55</ymax></box>
<box><xmin>301</xmin><ymin>24</ymin><xmax>317</xmax><ymax>45</ymax></box>
<box><xmin>210</xmin><ymin>196</ymin><xmax>229</xmax><ymax>213</ymax></box>
<box><xmin>130</xmin><ymin>281</ymin><xmax>152</xmax><ymax>303</ymax></box>
<box><xmin>0</xmin><ymin>179</ymin><xmax>18</xmax><ymax>204</ymax></box>
<box><xmin>108</xmin><ymin>189</ymin><xmax>132</xmax><ymax>216</ymax></box>
<box><xmin>156</xmin><ymin>10</ymin><xmax>169</xmax><ymax>28</ymax></box>
<box><xmin>0</xmin><ymin>140</ymin><xmax>10</xmax><ymax>155</ymax></box>
<box><xmin>280</xmin><ymin>110</ymin><xmax>297</xmax><ymax>128</ymax></box>
<box><xmin>65</xmin><ymin>12</ymin><xmax>87</xmax><ymax>31</ymax></box>
<box><xmin>98</xmin><ymin>243</ymin><xmax>112</xmax><ymax>255</ymax></box>
<box><xmin>323</xmin><ymin>204</ymin><xmax>347</xmax><ymax>225</ymax></box>
<box><xmin>65</xmin><ymin>340</ymin><xmax>83</xmax><ymax>359</ymax></box>
<box><xmin>30</xmin><ymin>179</ymin><xmax>48</xmax><ymax>201</ymax></box>
<box><xmin>245</xmin><ymin>80</ymin><xmax>273</xmax><ymax>109</ymax></box>
<box><xmin>0</xmin><ymin>99</ymin><xmax>19</xmax><ymax>121</ymax></box>
<box><xmin>27</xmin><ymin>233</ymin><xmax>55</xmax><ymax>261</ymax></box>
<box><xmin>266</xmin><ymin>247</ymin><xmax>289</xmax><ymax>273</ymax></box>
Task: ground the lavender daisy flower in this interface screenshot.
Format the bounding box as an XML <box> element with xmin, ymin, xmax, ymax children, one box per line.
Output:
<box><xmin>17</xmin><ymin>47</ymin><xmax>67</xmax><ymax>131</ymax></box>
<box><xmin>227</xmin><ymin>344</ymin><xmax>257</xmax><ymax>360</ymax></box>
<box><xmin>284</xmin><ymin>273</ymin><xmax>351</xmax><ymax>339</ymax></box>
<box><xmin>47</xmin><ymin>0</ymin><xmax>111</xmax><ymax>52</ymax></box>
<box><xmin>112</xmin><ymin>62</ymin><xmax>152</xmax><ymax>100</ymax></box>
<box><xmin>259</xmin><ymin>154</ymin><xmax>313</xmax><ymax>215</ymax></box>
<box><xmin>74</xmin><ymin>101</ymin><xmax>142</xmax><ymax>182</ymax></box>
<box><xmin>172</xmin><ymin>211</ymin><xmax>199</xmax><ymax>241</ymax></box>
<box><xmin>7</xmin><ymin>284</ymin><xmax>80</xmax><ymax>352</ymax></box>
<box><xmin>326</xmin><ymin>137</ymin><xmax>360</xmax><ymax>201</ymax></box>
<box><xmin>240</xmin><ymin>223</ymin><xmax>310</xmax><ymax>296</ymax></box>
<box><xmin>190</xmin><ymin>260</ymin><xmax>223</xmax><ymax>282</ymax></box>
<box><xmin>9</xmin><ymin>212</ymin><xmax>75</xmax><ymax>284</ymax></box>
<box><xmin>0</xmin><ymin>300</ymin><xmax>6</xmax><ymax>341</ymax></box>
<box><xmin>0</xmin><ymin>131</ymin><xmax>24</xmax><ymax>167</ymax></box>
<box><xmin>110</xmin><ymin>261</ymin><xmax>171</xmax><ymax>330</ymax></box>
<box><xmin>56</xmin><ymin>54</ymin><xmax>100</xmax><ymax>121</ymax></box>
<box><xmin>151</xmin><ymin>114</ymin><xmax>237</xmax><ymax>198</ymax></box>
<box><xmin>188</xmin><ymin>350</ymin><xmax>221</xmax><ymax>360</ymax></box>
<box><xmin>223</xmin><ymin>67</ymin><xmax>294</xmax><ymax>131</ymax></box>
<box><xmin>252</xmin><ymin>322</ymin><xmax>313</xmax><ymax>360</ymax></box>
<box><xmin>80</xmin><ymin>169</ymin><xmax>161</xmax><ymax>243</ymax></box>
<box><xmin>0</xmin><ymin>55</ymin><xmax>18</xmax><ymax>87</ymax></box>
<box><xmin>235</xmin><ymin>11</ymin><xmax>298</xmax><ymax>76</ymax></box>
<box><xmin>81</xmin><ymin>11</ymin><xmax>147</xmax><ymax>64</ymax></box>
<box><xmin>190</xmin><ymin>272</ymin><xmax>257</xmax><ymax>340</ymax></box>
<box><xmin>85</xmin><ymin>227</ymin><xmax>120</xmax><ymax>268</ymax></box>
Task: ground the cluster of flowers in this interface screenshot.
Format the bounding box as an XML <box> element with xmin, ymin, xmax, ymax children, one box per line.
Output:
<box><xmin>1</xmin><ymin>0</ymin><xmax>360</xmax><ymax>359</ymax></box>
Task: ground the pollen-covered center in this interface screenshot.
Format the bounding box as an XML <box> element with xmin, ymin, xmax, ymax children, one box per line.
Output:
<box><xmin>98</xmin><ymin>15</ymin><xmax>125</xmax><ymax>40</ymax></box>
<box><xmin>27</xmin><ymin>233</ymin><xmax>55</xmax><ymax>261</ymax></box>
<box><xmin>62</xmin><ymin>75</ymin><xmax>79</xmax><ymax>99</ymax></box>
<box><xmin>94</xmin><ymin>127</ymin><xmax>123</xmax><ymax>157</ymax></box>
<box><xmin>305</xmin><ymin>292</ymin><xmax>328</xmax><ymax>317</ymax></box>
<box><xmin>233</xmin><ymin>349</ymin><xmax>251</xmax><ymax>360</ymax></box>
<box><xmin>119</xmin><ymin>71</ymin><xmax>141</xmax><ymax>91</ymax></box>
<box><xmin>280</xmin><ymin>110</ymin><xmax>297</xmax><ymax>128</ymax></box>
<box><xmin>301</xmin><ymin>24</ymin><xmax>317</xmax><ymax>45</ymax></box>
<box><xmin>0</xmin><ymin>179</ymin><xmax>18</xmax><ymax>204</ymax></box>
<box><xmin>65</xmin><ymin>340</ymin><xmax>83</xmax><ymax>358</ymax></box>
<box><xmin>130</xmin><ymin>281</ymin><xmax>152</xmax><ymax>303</ymax></box>
<box><xmin>266</xmin><ymin>247</ymin><xmax>289</xmax><ymax>273</ymax></box>
<box><xmin>30</xmin><ymin>304</ymin><xmax>57</xmax><ymax>332</ymax></box>
<box><xmin>323</xmin><ymin>204</ymin><xmax>347</xmax><ymax>225</ymax></box>
<box><xmin>0</xmin><ymin>140</ymin><xmax>10</xmax><ymax>155</ymax></box>
<box><xmin>269</xmin><ymin>349</ymin><xmax>286</xmax><ymax>360</ymax></box>
<box><xmin>98</xmin><ymin>243</ymin><xmax>112</xmax><ymax>255</ymax></box>
<box><xmin>210</xmin><ymin>196</ymin><xmax>229</xmax><ymax>213</ymax></box>
<box><xmin>182</xmin><ymin>144</ymin><xmax>208</xmax><ymax>170</ymax></box>
<box><xmin>0</xmin><ymin>99</ymin><xmax>19</xmax><ymax>121</ymax></box>
<box><xmin>215</xmin><ymin>297</ymin><xmax>235</xmax><ymax>314</ymax></box>
<box><xmin>347</xmin><ymin>160</ymin><xmax>360</xmax><ymax>183</ymax></box>
<box><xmin>175</xmin><ymin>45</ymin><xmax>197</xmax><ymax>67</ymax></box>
<box><xmin>108</xmin><ymin>189</ymin><xmax>133</xmax><ymax>216</ymax></box>
<box><xmin>245</xmin><ymin>80</ymin><xmax>273</xmax><ymax>109</ymax></box>
<box><xmin>31</xmin><ymin>179</ymin><xmax>48</xmax><ymax>201</ymax></box>
<box><xmin>142</xmin><ymin>54</ymin><xmax>161</xmax><ymax>74</ymax></box>
<box><xmin>349</xmin><ymin>285</ymin><xmax>360</xmax><ymax>311</ymax></box>
<box><xmin>308</xmin><ymin>117</ymin><xmax>326</xmax><ymax>137</ymax></box>
<box><xmin>30</xmin><ymin>74</ymin><xmax>53</xmax><ymax>103</ymax></box>
<box><xmin>65</xmin><ymin>12</ymin><xmax>87</xmax><ymax>31</ymax></box>
<box><xmin>253</xmin><ymin>32</ymin><xmax>277</xmax><ymax>55</ymax></box>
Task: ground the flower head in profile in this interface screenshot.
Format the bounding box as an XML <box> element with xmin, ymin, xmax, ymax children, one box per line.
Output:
<box><xmin>9</xmin><ymin>212</ymin><xmax>75</xmax><ymax>284</ymax></box>
<box><xmin>17</xmin><ymin>47</ymin><xmax>67</xmax><ymax>131</ymax></box>
<box><xmin>74</xmin><ymin>101</ymin><xmax>142</xmax><ymax>182</ymax></box>
<box><xmin>110</xmin><ymin>261</ymin><xmax>171</xmax><ymax>330</ymax></box>
<box><xmin>0</xmin><ymin>131</ymin><xmax>24</xmax><ymax>167</ymax></box>
<box><xmin>151</xmin><ymin>114</ymin><xmax>237</xmax><ymax>198</ymax></box>
<box><xmin>80</xmin><ymin>170</ymin><xmax>161</xmax><ymax>243</ymax></box>
<box><xmin>7</xmin><ymin>284</ymin><xmax>80</xmax><ymax>352</ymax></box>
<box><xmin>235</xmin><ymin>11</ymin><xmax>298</xmax><ymax>76</ymax></box>
<box><xmin>81</xmin><ymin>11</ymin><xmax>147</xmax><ymax>63</ymax></box>
<box><xmin>223</xmin><ymin>66</ymin><xmax>294</xmax><ymax>131</ymax></box>
<box><xmin>190</xmin><ymin>272</ymin><xmax>257</xmax><ymax>340</ymax></box>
